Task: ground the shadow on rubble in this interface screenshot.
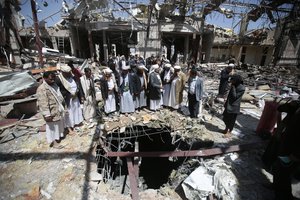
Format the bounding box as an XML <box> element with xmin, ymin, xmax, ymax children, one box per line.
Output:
<box><xmin>204</xmin><ymin>110</ymin><xmax>262</xmax><ymax>143</ymax></box>
<box><xmin>175</xmin><ymin>110</ymin><xmax>275</xmax><ymax>199</ymax></box>
<box><xmin>0</xmin><ymin>118</ymin><xmax>102</xmax><ymax>200</ymax></box>
<box><xmin>175</xmin><ymin>137</ymin><xmax>274</xmax><ymax>199</ymax></box>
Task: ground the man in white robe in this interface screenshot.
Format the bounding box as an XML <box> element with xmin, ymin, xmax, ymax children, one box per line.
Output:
<box><xmin>80</xmin><ymin>68</ymin><xmax>96</xmax><ymax>120</ymax></box>
<box><xmin>100</xmin><ymin>68</ymin><xmax>118</xmax><ymax>115</ymax></box>
<box><xmin>135</xmin><ymin>64</ymin><xmax>148</xmax><ymax>109</ymax></box>
<box><xmin>56</xmin><ymin>64</ymin><xmax>83</xmax><ymax>134</ymax></box>
<box><xmin>119</xmin><ymin>65</ymin><xmax>137</xmax><ymax>114</ymax></box>
<box><xmin>169</xmin><ymin>65</ymin><xmax>186</xmax><ymax>110</ymax></box>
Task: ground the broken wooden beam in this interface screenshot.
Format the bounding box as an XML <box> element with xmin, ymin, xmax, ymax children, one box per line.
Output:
<box><xmin>105</xmin><ymin>142</ymin><xmax>263</xmax><ymax>158</ymax></box>
<box><xmin>126</xmin><ymin>157</ymin><xmax>139</xmax><ymax>200</ymax></box>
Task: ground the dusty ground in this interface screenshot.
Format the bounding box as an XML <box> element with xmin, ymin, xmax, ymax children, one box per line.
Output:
<box><xmin>0</xmin><ymin>74</ymin><xmax>299</xmax><ymax>200</ymax></box>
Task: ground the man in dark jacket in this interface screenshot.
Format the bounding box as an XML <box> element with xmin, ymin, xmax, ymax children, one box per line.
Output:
<box><xmin>148</xmin><ymin>64</ymin><xmax>163</xmax><ymax>111</ymax></box>
<box><xmin>218</xmin><ymin>64</ymin><xmax>234</xmax><ymax>98</ymax></box>
<box><xmin>273</xmin><ymin>101</ymin><xmax>300</xmax><ymax>200</ymax></box>
<box><xmin>222</xmin><ymin>74</ymin><xmax>245</xmax><ymax>137</ymax></box>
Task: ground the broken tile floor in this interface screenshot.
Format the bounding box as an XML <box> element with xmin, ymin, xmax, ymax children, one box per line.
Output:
<box><xmin>1</xmin><ymin>74</ymin><xmax>299</xmax><ymax>200</ymax></box>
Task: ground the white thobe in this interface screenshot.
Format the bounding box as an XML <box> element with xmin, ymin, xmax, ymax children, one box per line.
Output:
<box><xmin>162</xmin><ymin>70</ymin><xmax>171</xmax><ymax>106</ymax></box>
<box><xmin>80</xmin><ymin>76</ymin><xmax>96</xmax><ymax>120</ymax></box>
<box><xmin>46</xmin><ymin>120</ymin><xmax>65</xmax><ymax>143</ymax></box>
<box><xmin>135</xmin><ymin>76</ymin><xmax>147</xmax><ymax>108</ymax></box>
<box><xmin>150</xmin><ymin>73</ymin><xmax>162</xmax><ymax>111</ymax></box>
<box><xmin>169</xmin><ymin>77</ymin><xmax>179</xmax><ymax>109</ymax></box>
<box><xmin>45</xmin><ymin>84</ymin><xmax>65</xmax><ymax>143</ymax></box>
<box><xmin>150</xmin><ymin>99</ymin><xmax>161</xmax><ymax>111</ymax></box>
<box><xmin>65</xmin><ymin>78</ymin><xmax>83</xmax><ymax>127</ymax></box>
<box><xmin>104</xmin><ymin>79</ymin><xmax>116</xmax><ymax>114</ymax></box>
<box><xmin>120</xmin><ymin>75</ymin><xmax>135</xmax><ymax>113</ymax></box>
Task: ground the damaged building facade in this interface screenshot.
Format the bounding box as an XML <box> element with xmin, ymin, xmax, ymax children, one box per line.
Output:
<box><xmin>5</xmin><ymin>0</ymin><xmax>297</xmax><ymax>68</ymax></box>
<box><xmin>1</xmin><ymin>1</ymin><xmax>300</xmax><ymax>200</ymax></box>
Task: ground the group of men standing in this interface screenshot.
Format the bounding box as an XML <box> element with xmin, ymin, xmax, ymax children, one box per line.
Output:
<box><xmin>36</xmin><ymin>56</ymin><xmax>207</xmax><ymax>147</ymax></box>
<box><xmin>37</xmin><ymin>54</ymin><xmax>246</xmax><ymax>147</ymax></box>
<box><xmin>37</xmin><ymin>61</ymin><xmax>97</xmax><ymax>148</ymax></box>
<box><xmin>99</xmin><ymin>58</ymin><xmax>205</xmax><ymax>121</ymax></box>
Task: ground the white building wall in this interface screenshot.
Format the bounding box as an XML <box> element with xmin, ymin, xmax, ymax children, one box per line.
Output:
<box><xmin>210</xmin><ymin>47</ymin><xmax>231</xmax><ymax>62</ymax></box>
<box><xmin>136</xmin><ymin>24</ymin><xmax>161</xmax><ymax>58</ymax></box>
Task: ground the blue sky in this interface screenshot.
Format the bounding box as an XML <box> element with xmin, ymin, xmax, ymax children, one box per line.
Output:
<box><xmin>20</xmin><ymin>0</ymin><xmax>74</xmax><ymax>27</ymax></box>
<box><xmin>20</xmin><ymin>0</ymin><xmax>291</xmax><ymax>33</ymax></box>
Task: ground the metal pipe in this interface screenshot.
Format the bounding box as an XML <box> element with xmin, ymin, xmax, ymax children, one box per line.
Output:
<box><xmin>30</xmin><ymin>0</ymin><xmax>43</xmax><ymax>66</ymax></box>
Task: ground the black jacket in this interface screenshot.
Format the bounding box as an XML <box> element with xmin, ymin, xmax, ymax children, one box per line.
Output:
<box><xmin>224</xmin><ymin>83</ymin><xmax>245</xmax><ymax>114</ymax></box>
<box><xmin>218</xmin><ymin>69</ymin><xmax>231</xmax><ymax>95</ymax></box>
<box><xmin>100</xmin><ymin>77</ymin><xmax>117</xmax><ymax>100</ymax></box>
<box><xmin>148</xmin><ymin>72</ymin><xmax>162</xmax><ymax>100</ymax></box>
<box><xmin>119</xmin><ymin>73</ymin><xmax>139</xmax><ymax>100</ymax></box>
<box><xmin>278</xmin><ymin>101</ymin><xmax>300</xmax><ymax>159</ymax></box>
<box><xmin>55</xmin><ymin>76</ymin><xmax>82</xmax><ymax>107</ymax></box>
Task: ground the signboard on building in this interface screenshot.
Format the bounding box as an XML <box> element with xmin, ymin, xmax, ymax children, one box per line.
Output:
<box><xmin>160</xmin><ymin>23</ymin><xmax>199</xmax><ymax>33</ymax></box>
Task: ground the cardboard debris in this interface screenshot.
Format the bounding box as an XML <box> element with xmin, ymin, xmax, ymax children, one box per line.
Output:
<box><xmin>23</xmin><ymin>185</ymin><xmax>40</xmax><ymax>200</ymax></box>
<box><xmin>181</xmin><ymin>158</ymin><xmax>238</xmax><ymax>200</ymax></box>
<box><xmin>257</xmin><ymin>84</ymin><xmax>271</xmax><ymax>91</ymax></box>
<box><xmin>182</xmin><ymin>166</ymin><xmax>214</xmax><ymax>199</ymax></box>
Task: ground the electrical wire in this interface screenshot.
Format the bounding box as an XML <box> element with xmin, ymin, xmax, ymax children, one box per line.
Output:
<box><xmin>19</xmin><ymin>0</ymin><xmax>29</xmax><ymax>5</ymax></box>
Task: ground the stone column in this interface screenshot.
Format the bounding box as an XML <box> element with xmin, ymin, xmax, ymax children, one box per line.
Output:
<box><xmin>184</xmin><ymin>35</ymin><xmax>189</xmax><ymax>63</ymax></box>
<box><xmin>88</xmin><ymin>30</ymin><xmax>94</xmax><ymax>59</ymax></box>
<box><xmin>103</xmin><ymin>30</ymin><xmax>108</xmax><ymax>62</ymax></box>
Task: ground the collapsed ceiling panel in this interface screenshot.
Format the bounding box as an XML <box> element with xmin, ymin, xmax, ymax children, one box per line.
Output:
<box><xmin>0</xmin><ymin>71</ymin><xmax>38</xmax><ymax>97</ymax></box>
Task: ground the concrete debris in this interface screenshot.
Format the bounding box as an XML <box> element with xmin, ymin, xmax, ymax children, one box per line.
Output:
<box><xmin>23</xmin><ymin>185</ymin><xmax>40</xmax><ymax>200</ymax></box>
<box><xmin>0</xmin><ymin>59</ymin><xmax>299</xmax><ymax>200</ymax></box>
<box><xmin>28</xmin><ymin>156</ymin><xmax>33</xmax><ymax>165</ymax></box>
<box><xmin>200</xmin><ymin>64</ymin><xmax>299</xmax><ymax>103</ymax></box>
<box><xmin>257</xmin><ymin>84</ymin><xmax>271</xmax><ymax>90</ymax></box>
<box><xmin>40</xmin><ymin>189</ymin><xmax>51</xmax><ymax>199</ymax></box>
<box><xmin>102</xmin><ymin>109</ymin><xmax>213</xmax><ymax>144</ymax></box>
<box><xmin>89</xmin><ymin>171</ymin><xmax>103</xmax><ymax>182</ymax></box>
<box><xmin>46</xmin><ymin>182</ymin><xmax>56</xmax><ymax>194</ymax></box>
<box><xmin>181</xmin><ymin>157</ymin><xmax>239</xmax><ymax>200</ymax></box>
<box><xmin>182</xmin><ymin>166</ymin><xmax>214</xmax><ymax>199</ymax></box>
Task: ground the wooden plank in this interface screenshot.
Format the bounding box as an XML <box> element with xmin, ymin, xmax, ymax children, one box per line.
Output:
<box><xmin>126</xmin><ymin>157</ymin><xmax>139</xmax><ymax>200</ymax></box>
<box><xmin>30</xmin><ymin>66</ymin><xmax>57</xmax><ymax>74</ymax></box>
<box><xmin>106</xmin><ymin>143</ymin><xmax>263</xmax><ymax>158</ymax></box>
<box><xmin>0</xmin><ymin>118</ymin><xmax>18</xmax><ymax>129</ymax></box>
<box><xmin>134</xmin><ymin>141</ymin><xmax>139</xmax><ymax>178</ymax></box>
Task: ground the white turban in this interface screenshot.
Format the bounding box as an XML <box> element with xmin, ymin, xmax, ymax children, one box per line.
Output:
<box><xmin>174</xmin><ymin>65</ymin><xmax>181</xmax><ymax>70</ymax></box>
<box><xmin>60</xmin><ymin>64</ymin><xmax>71</xmax><ymax>73</ymax></box>
<box><xmin>122</xmin><ymin>65</ymin><xmax>130</xmax><ymax>70</ymax></box>
<box><xmin>103</xmin><ymin>68</ymin><xmax>112</xmax><ymax>74</ymax></box>
<box><xmin>137</xmin><ymin>64</ymin><xmax>148</xmax><ymax>71</ymax></box>
<box><xmin>228</xmin><ymin>63</ymin><xmax>235</xmax><ymax>67</ymax></box>
<box><xmin>151</xmin><ymin>64</ymin><xmax>159</xmax><ymax>69</ymax></box>
<box><xmin>164</xmin><ymin>63</ymin><xmax>171</xmax><ymax>68</ymax></box>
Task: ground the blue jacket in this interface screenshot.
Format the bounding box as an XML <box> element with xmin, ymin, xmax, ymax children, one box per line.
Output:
<box><xmin>188</xmin><ymin>76</ymin><xmax>204</xmax><ymax>101</ymax></box>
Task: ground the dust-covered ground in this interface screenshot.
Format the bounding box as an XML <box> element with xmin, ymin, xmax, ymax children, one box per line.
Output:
<box><xmin>1</xmin><ymin>68</ymin><xmax>299</xmax><ymax>200</ymax></box>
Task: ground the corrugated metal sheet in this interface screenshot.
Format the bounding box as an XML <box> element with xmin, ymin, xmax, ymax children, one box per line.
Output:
<box><xmin>0</xmin><ymin>71</ymin><xmax>38</xmax><ymax>97</ymax></box>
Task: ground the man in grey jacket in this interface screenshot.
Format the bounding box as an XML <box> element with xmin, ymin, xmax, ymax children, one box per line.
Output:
<box><xmin>223</xmin><ymin>74</ymin><xmax>245</xmax><ymax>137</ymax></box>
<box><xmin>187</xmin><ymin>67</ymin><xmax>204</xmax><ymax>118</ymax></box>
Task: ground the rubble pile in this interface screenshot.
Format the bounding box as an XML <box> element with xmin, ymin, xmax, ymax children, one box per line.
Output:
<box><xmin>167</xmin><ymin>151</ymin><xmax>275</xmax><ymax>200</ymax></box>
<box><xmin>199</xmin><ymin>63</ymin><xmax>299</xmax><ymax>108</ymax></box>
<box><xmin>101</xmin><ymin>109</ymin><xmax>213</xmax><ymax>143</ymax></box>
<box><xmin>200</xmin><ymin>63</ymin><xmax>299</xmax><ymax>92</ymax></box>
<box><xmin>0</xmin><ymin>61</ymin><xmax>299</xmax><ymax>200</ymax></box>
